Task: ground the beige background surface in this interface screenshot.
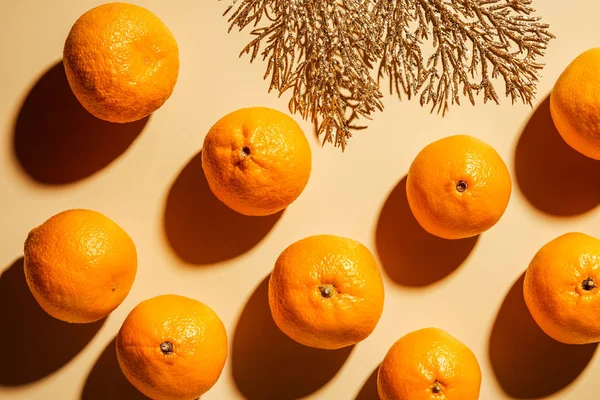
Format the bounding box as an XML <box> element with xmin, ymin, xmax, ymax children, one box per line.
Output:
<box><xmin>1</xmin><ymin>1</ymin><xmax>599</xmax><ymax>399</ymax></box>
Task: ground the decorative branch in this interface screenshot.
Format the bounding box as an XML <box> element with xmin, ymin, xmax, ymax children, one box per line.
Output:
<box><xmin>372</xmin><ymin>0</ymin><xmax>425</xmax><ymax>102</ymax></box>
<box><xmin>222</xmin><ymin>0</ymin><xmax>554</xmax><ymax>148</ymax></box>
<box><xmin>225</xmin><ymin>0</ymin><xmax>383</xmax><ymax>149</ymax></box>
<box><xmin>376</xmin><ymin>0</ymin><xmax>554</xmax><ymax>114</ymax></box>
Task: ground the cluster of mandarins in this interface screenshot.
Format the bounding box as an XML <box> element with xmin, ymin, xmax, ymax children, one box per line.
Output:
<box><xmin>21</xmin><ymin>3</ymin><xmax>600</xmax><ymax>400</ymax></box>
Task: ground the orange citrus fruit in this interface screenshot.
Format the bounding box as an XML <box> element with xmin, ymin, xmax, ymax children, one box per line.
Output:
<box><xmin>117</xmin><ymin>294</ymin><xmax>228</xmax><ymax>400</ymax></box>
<box><xmin>23</xmin><ymin>209</ymin><xmax>137</xmax><ymax>323</ymax></box>
<box><xmin>524</xmin><ymin>232</ymin><xmax>600</xmax><ymax>344</ymax></box>
<box><xmin>268</xmin><ymin>235</ymin><xmax>384</xmax><ymax>350</ymax></box>
<box><xmin>202</xmin><ymin>107</ymin><xmax>312</xmax><ymax>216</ymax></box>
<box><xmin>377</xmin><ymin>328</ymin><xmax>482</xmax><ymax>400</ymax></box>
<box><xmin>550</xmin><ymin>48</ymin><xmax>600</xmax><ymax>160</ymax></box>
<box><xmin>406</xmin><ymin>135</ymin><xmax>512</xmax><ymax>239</ymax></box>
<box><xmin>63</xmin><ymin>3</ymin><xmax>179</xmax><ymax>123</ymax></box>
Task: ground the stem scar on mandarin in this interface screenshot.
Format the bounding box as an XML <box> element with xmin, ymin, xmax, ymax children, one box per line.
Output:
<box><xmin>160</xmin><ymin>341</ymin><xmax>174</xmax><ymax>354</ymax></box>
<box><xmin>456</xmin><ymin>180</ymin><xmax>468</xmax><ymax>192</ymax></box>
<box><xmin>582</xmin><ymin>277</ymin><xmax>595</xmax><ymax>291</ymax></box>
<box><xmin>319</xmin><ymin>285</ymin><xmax>334</xmax><ymax>298</ymax></box>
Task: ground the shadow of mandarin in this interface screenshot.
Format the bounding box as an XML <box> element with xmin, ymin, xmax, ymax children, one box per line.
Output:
<box><xmin>515</xmin><ymin>95</ymin><xmax>600</xmax><ymax>216</ymax></box>
<box><xmin>231</xmin><ymin>275</ymin><xmax>353</xmax><ymax>399</ymax></box>
<box><xmin>81</xmin><ymin>337</ymin><xmax>148</xmax><ymax>400</ymax></box>
<box><xmin>354</xmin><ymin>365</ymin><xmax>380</xmax><ymax>400</ymax></box>
<box><xmin>163</xmin><ymin>151</ymin><xmax>282</xmax><ymax>265</ymax></box>
<box><xmin>13</xmin><ymin>61</ymin><xmax>148</xmax><ymax>185</ymax></box>
<box><xmin>0</xmin><ymin>258</ymin><xmax>105</xmax><ymax>385</ymax></box>
<box><xmin>489</xmin><ymin>273</ymin><xmax>598</xmax><ymax>398</ymax></box>
<box><xmin>375</xmin><ymin>177</ymin><xmax>479</xmax><ymax>286</ymax></box>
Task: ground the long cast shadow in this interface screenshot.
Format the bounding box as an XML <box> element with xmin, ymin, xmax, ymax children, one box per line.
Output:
<box><xmin>375</xmin><ymin>177</ymin><xmax>479</xmax><ymax>286</ymax></box>
<box><xmin>80</xmin><ymin>338</ymin><xmax>147</xmax><ymax>400</ymax></box>
<box><xmin>354</xmin><ymin>365</ymin><xmax>380</xmax><ymax>400</ymax></box>
<box><xmin>0</xmin><ymin>258</ymin><xmax>105</xmax><ymax>385</ymax></box>
<box><xmin>13</xmin><ymin>61</ymin><xmax>148</xmax><ymax>185</ymax></box>
<box><xmin>515</xmin><ymin>96</ymin><xmax>600</xmax><ymax>216</ymax></box>
<box><xmin>163</xmin><ymin>151</ymin><xmax>282</xmax><ymax>265</ymax></box>
<box><xmin>489</xmin><ymin>273</ymin><xmax>598</xmax><ymax>398</ymax></box>
<box><xmin>231</xmin><ymin>275</ymin><xmax>353</xmax><ymax>399</ymax></box>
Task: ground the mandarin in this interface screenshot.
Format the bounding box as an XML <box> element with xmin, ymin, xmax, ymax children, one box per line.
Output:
<box><xmin>377</xmin><ymin>328</ymin><xmax>481</xmax><ymax>400</ymax></box>
<box><xmin>202</xmin><ymin>107</ymin><xmax>312</xmax><ymax>216</ymax></box>
<box><xmin>406</xmin><ymin>135</ymin><xmax>511</xmax><ymax>239</ymax></box>
<box><xmin>268</xmin><ymin>235</ymin><xmax>384</xmax><ymax>350</ymax></box>
<box><xmin>116</xmin><ymin>294</ymin><xmax>228</xmax><ymax>400</ymax></box>
<box><xmin>524</xmin><ymin>232</ymin><xmax>600</xmax><ymax>344</ymax></box>
<box><xmin>550</xmin><ymin>48</ymin><xmax>600</xmax><ymax>160</ymax></box>
<box><xmin>24</xmin><ymin>209</ymin><xmax>137</xmax><ymax>323</ymax></box>
<box><xmin>63</xmin><ymin>2</ymin><xmax>179</xmax><ymax>123</ymax></box>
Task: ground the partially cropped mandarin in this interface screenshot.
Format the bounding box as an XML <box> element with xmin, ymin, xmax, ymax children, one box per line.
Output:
<box><xmin>524</xmin><ymin>232</ymin><xmax>600</xmax><ymax>344</ymax></box>
<box><xmin>550</xmin><ymin>48</ymin><xmax>600</xmax><ymax>159</ymax></box>
<box><xmin>268</xmin><ymin>235</ymin><xmax>384</xmax><ymax>350</ymax></box>
<box><xmin>117</xmin><ymin>295</ymin><xmax>228</xmax><ymax>400</ymax></box>
<box><xmin>24</xmin><ymin>209</ymin><xmax>137</xmax><ymax>323</ymax></box>
<box><xmin>202</xmin><ymin>107</ymin><xmax>312</xmax><ymax>216</ymax></box>
<box><xmin>377</xmin><ymin>328</ymin><xmax>482</xmax><ymax>400</ymax></box>
<box><xmin>63</xmin><ymin>3</ymin><xmax>179</xmax><ymax>123</ymax></box>
<box><xmin>406</xmin><ymin>135</ymin><xmax>511</xmax><ymax>239</ymax></box>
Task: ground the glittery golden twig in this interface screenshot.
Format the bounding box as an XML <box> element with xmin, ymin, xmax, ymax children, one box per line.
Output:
<box><xmin>375</xmin><ymin>0</ymin><xmax>555</xmax><ymax>114</ymax></box>
<box><xmin>222</xmin><ymin>0</ymin><xmax>553</xmax><ymax>148</ymax></box>
<box><xmin>224</xmin><ymin>0</ymin><xmax>383</xmax><ymax>149</ymax></box>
